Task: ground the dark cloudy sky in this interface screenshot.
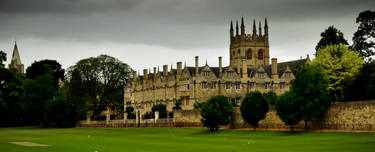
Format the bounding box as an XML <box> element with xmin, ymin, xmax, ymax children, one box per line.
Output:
<box><xmin>0</xmin><ymin>0</ymin><xmax>374</xmax><ymax>74</ymax></box>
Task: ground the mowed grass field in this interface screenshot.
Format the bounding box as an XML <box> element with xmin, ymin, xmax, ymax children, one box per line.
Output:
<box><xmin>0</xmin><ymin>127</ymin><xmax>374</xmax><ymax>152</ymax></box>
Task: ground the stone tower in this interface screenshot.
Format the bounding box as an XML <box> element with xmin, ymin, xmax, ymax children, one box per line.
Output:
<box><xmin>8</xmin><ymin>41</ymin><xmax>24</xmax><ymax>74</ymax></box>
<box><xmin>229</xmin><ymin>17</ymin><xmax>269</xmax><ymax>69</ymax></box>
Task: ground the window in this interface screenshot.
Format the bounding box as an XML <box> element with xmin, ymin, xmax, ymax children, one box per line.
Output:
<box><xmin>203</xmin><ymin>71</ymin><xmax>210</xmax><ymax>77</ymax></box>
<box><xmin>258</xmin><ymin>50</ymin><xmax>263</xmax><ymax>59</ymax></box>
<box><xmin>257</xmin><ymin>73</ymin><xmax>264</xmax><ymax>78</ymax></box>
<box><xmin>247</xmin><ymin>49</ymin><xmax>252</xmax><ymax>59</ymax></box>
<box><xmin>285</xmin><ymin>72</ymin><xmax>291</xmax><ymax>78</ymax></box>
<box><xmin>280</xmin><ymin>82</ymin><xmax>285</xmax><ymax>90</ymax></box>
<box><xmin>187</xmin><ymin>80</ymin><xmax>190</xmax><ymax>90</ymax></box>
<box><xmin>202</xmin><ymin>82</ymin><xmax>207</xmax><ymax>89</ymax></box>
<box><xmin>265</xmin><ymin>82</ymin><xmax>271</xmax><ymax>90</ymax></box>
<box><xmin>227</xmin><ymin>72</ymin><xmax>234</xmax><ymax>77</ymax></box>
<box><xmin>249</xmin><ymin>82</ymin><xmax>255</xmax><ymax>89</ymax></box>
<box><xmin>226</xmin><ymin>82</ymin><xmax>231</xmax><ymax>89</ymax></box>
<box><xmin>238</xmin><ymin>49</ymin><xmax>241</xmax><ymax>55</ymax></box>
<box><xmin>211</xmin><ymin>82</ymin><xmax>216</xmax><ymax>89</ymax></box>
<box><xmin>235</xmin><ymin>82</ymin><xmax>241</xmax><ymax>90</ymax></box>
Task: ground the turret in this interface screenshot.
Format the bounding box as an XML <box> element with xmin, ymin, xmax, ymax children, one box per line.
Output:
<box><xmin>230</xmin><ymin>20</ymin><xmax>234</xmax><ymax>41</ymax></box>
<box><xmin>259</xmin><ymin>22</ymin><xmax>262</xmax><ymax>37</ymax></box>
<box><xmin>240</xmin><ymin>16</ymin><xmax>245</xmax><ymax>36</ymax></box>
<box><xmin>264</xmin><ymin>17</ymin><xmax>268</xmax><ymax>37</ymax></box>
<box><xmin>219</xmin><ymin>56</ymin><xmax>222</xmax><ymax>74</ymax></box>
<box><xmin>143</xmin><ymin>69</ymin><xmax>148</xmax><ymax>79</ymax></box>
<box><xmin>235</xmin><ymin>21</ymin><xmax>239</xmax><ymax>36</ymax></box>
<box><xmin>252</xmin><ymin>19</ymin><xmax>257</xmax><ymax>39</ymax></box>
<box><xmin>163</xmin><ymin>65</ymin><xmax>168</xmax><ymax>77</ymax></box>
<box><xmin>195</xmin><ymin>56</ymin><xmax>199</xmax><ymax>75</ymax></box>
<box><xmin>177</xmin><ymin>62</ymin><xmax>182</xmax><ymax>75</ymax></box>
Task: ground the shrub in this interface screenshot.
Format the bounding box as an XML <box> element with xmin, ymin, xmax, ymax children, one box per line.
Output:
<box><xmin>152</xmin><ymin>104</ymin><xmax>167</xmax><ymax>118</ymax></box>
<box><xmin>168</xmin><ymin>112</ymin><xmax>174</xmax><ymax>118</ymax></box>
<box><xmin>200</xmin><ymin>95</ymin><xmax>233</xmax><ymax>131</ymax></box>
<box><xmin>240</xmin><ymin>91</ymin><xmax>269</xmax><ymax>130</ymax></box>
<box><xmin>276</xmin><ymin>91</ymin><xmax>301</xmax><ymax>132</ymax></box>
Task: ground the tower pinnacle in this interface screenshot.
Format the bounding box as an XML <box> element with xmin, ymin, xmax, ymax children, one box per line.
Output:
<box><xmin>235</xmin><ymin>21</ymin><xmax>239</xmax><ymax>36</ymax></box>
<box><xmin>241</xmin><ymin>16</ymin><xmax>245</xmax><ymax>35</ymax></box>
<box><xmin>259</xmin><ymin>22</ymin><xmax>262</xmax><ymax>36</ymax></box>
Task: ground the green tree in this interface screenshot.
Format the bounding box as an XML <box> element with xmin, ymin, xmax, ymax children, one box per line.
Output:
<box><xmin>343</xmin><ymin>63</ymin><xmax>375</xmax><ymax>101</ymax></box>
<box><xmin>351</xmin><ymin>10</ymin><xmax>375</xmax><ymax>63</ymax></box>
<box><xmin>240</xmin><ymin>91</ymin><xmax>269</xmax><ymax>130</ymax></box>
<box><xmin>125</xmin><ymin>106</ymin><xmax>135</xmax><ymax>119</ymax></box>
<box><xmin>152</xmin><ymin>104</ymin><xmax>167</xmax><ymax>118</ymax></box>
<box><xmin>66</xmin><ymin>54</ymin><xmax>132</xmax><ymax>119</ymax></box>
<box><xmin>312</xmin><ymin>45</ymin><xmax>363</xmax><ymax>101</ymax></box>
<box><xmin>315</xmin><ymin>26</ymin><xmax>349</xmax><ymax>53</ymax></box>
<box><xmin>200</xmin><ymin>95</ymin><xmax>233</xmax><ymax>131</ymax></box>
<box><xmin>291</xmin><ymin>64</ymin><xmax>330</xmax><ymax>129</ymax></box>
<box><xmin>26</xmin><ymin>59</ymin><xmax>65</xmax><ymax>82</ymax></box>
<box><xmin>263</xmin><ymin>91</ymin><xmax>277</xmax><ymax>105</ymax></box>
<box><xmin>21</xmin><ymin>66</ymin><xmax>58</xmax><ymax>125</ymax></box>
<box><xmin>275</xmin><ymin>91</ymin><xmax>301</xmax><ymax>132</ymax></box>
<box><xmin>43</xmin><ymin>94</ymin><xmax>77</xmax><ymax>127</ymax></box>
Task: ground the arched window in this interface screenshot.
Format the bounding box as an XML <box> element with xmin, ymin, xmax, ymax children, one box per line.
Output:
<box><xmin>247</xmin><ymin>49</ymin><xmax>252</xmax><ymax>59</ymax></box>
<box><xmin>258</xmin><ymin>49</ymin><xmax>263</xmax><ymax>59</ymax></box>
<box><xmin>238</xmin><ymin>49</ymin><xmax>241</xmax><ymax>55</ymax></box>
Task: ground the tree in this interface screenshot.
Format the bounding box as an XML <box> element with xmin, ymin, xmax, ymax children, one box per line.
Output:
<box><xmin>343</xmin><ymin>63</ymin><xmax>375</xmax><ymax>101</ymax></box>
<box><xmin>275</xmin><ymin>91</ymin><xmax>301</xmax><ymax>132</ymax></box>
<box><xmin>152</xmin><ymin>104</ymin><xmax>167</xmax><ymax>118</ymax></box>
<box><xmin>291</xmin><ymin>64</ymin><xmax>329</xmax><ymax>129</ymax></box>
<box><xmin>240</xmin><ymin>91</ymin><xmax>269</xmax><ymax>130</ymax></box>
<box><xmin>263</xmin><ymin>91</ymin><xmax>277</xmax><ymax>105</ymax></box>
<box><xmin>42</xmin><ymin>94</ymin><xmax>77</xmax><ymax>127</ymax></box>
<box><xmin>351</xmin><ymin>10</ymin><xmax>375</xmax><ymax>63</ymax></box>
<box><xmin>315</xmin><ymin>26</ymin><xmax>349</xmax><ymax>53</ymax></box>
<box><xmin>26</xmin><ymin>59</ymin><xmax>65</xmax><ymax>81</ymax></box>
<box><xmin>0</xmin><ymin>50</ymin><xmax>6</xmax><ymax>68</ymax></box>
<box><xmin>312</xmin><ymin>45</ymin><xmax>363</xmax><ymax>101</ymax></box>
<box><xmin>21</xmin><ymin>66</ymin><xmax>58</xmax><ymax>125</ymax></box>
<box><xmin>125</xmin><ymin>106</ymin><xmax>135</xmax><ymax>119</ymax></box>
<box><xmin>200</xmin><ymin>95</ymin><xmax>233</xmax><ymax>131</ymax></box>
<box><xmin>66</xmin><ymin>54</ymin><xmax>132</xmax><ymax>119</ymax></box>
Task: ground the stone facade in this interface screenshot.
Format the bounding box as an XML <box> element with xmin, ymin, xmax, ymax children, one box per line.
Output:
<box><xmin>124</xmin><ymin>18</ymin><xmax>310</xmax><ymax>116</ymax></box>
<box><xmin>8</xmin><ymin>41</ymin><xmax>24</xmax><ymax>74</ymax></box>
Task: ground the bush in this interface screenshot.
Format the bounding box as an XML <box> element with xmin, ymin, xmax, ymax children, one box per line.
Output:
<box><xmin>193</xmin><ymin>102</ymin><xmax>205</xmax><ymax>109</ymax></box>
<box><xmin>168</xmin><ymin>112</ymin><xmax>174</xmax><ymax>118</ymax></box>
<box><xmin>152</xmin><ymin>104</ymin><xmax>167</xmax><ymax>118</ymax></box>
<box><xmin>173</xmin><ymin>100</ymin><xmax>182</xmax><ymax>110</ymax></box>
<box><xmin>200</xmin><ymin>95</ymin><xmax>233</xmax><ymax>131</ymax></box>
<box><xmin>275</xmin><ymin>91</ymin><xmax>301</xmax><ymax>132</ymax></box>
<box><xmin>43</xmin><ymin>95</ymin><xmax>77</xmax><ymax>127</ymax></box>
<box><xmin>143</xmin><ymin>112</ymin><xmax>154</xmax><ymax>119</ymax></box>
<box><xmin>240</xmin><ymin>91</ymin><xmax>269</xmax><ymax>130</ymax></box>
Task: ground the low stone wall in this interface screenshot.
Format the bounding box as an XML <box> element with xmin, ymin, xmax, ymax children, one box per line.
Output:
<box><xmin>78</xmin><ymin>100</ymin><xmax>375</xmax><ymax>131</ymax></box>
<box><xmin>232</xmin><ymin>100</ymin><xmax>375</xmax><ymax>131</ymax></box>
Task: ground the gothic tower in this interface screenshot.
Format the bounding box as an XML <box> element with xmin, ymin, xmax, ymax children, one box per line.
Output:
<box><xmin>8</xmin><ymin>41</ymin><xmax>24</xmax><ymax>74</ymax></box>
<box><xmin>229</xmin><ymin>17</ymin><xmax>269</xmax><ymax>69</ymax></box>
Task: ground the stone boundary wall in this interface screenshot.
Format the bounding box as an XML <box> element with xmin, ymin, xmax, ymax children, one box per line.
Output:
<box><xmin>231</xmin><ymin>100</ymin><xmax>375</xmax><ymax>131</ymax></box>
<box><xmin>78</xmin><ymin>100</ymin><xmax>375</xmax><ymax>131</ymax></box>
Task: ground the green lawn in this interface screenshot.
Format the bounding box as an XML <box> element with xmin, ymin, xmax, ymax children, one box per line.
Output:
<box><xmin>0</xmin><ymin>127</ymin><xmax>374</xmax><ymax>152</ymax></box>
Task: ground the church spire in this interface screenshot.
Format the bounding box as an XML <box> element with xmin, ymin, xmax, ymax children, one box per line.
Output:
<box><xmin>235</xmin><ymin>20</ymin><xmax>239</xmax><ymax>36</ymax></box>
<box><xmin>8</xmin><ymin>41</ymin><xmax>24</xmax><ymax>73</ymax></box>
<box><xmin>240</xmin><ymin>16</ymin><xmax>245</xmax><ymax>35</ymax></box>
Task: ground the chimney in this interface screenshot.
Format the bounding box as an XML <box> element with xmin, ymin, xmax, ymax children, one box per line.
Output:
<box><xmin>163</xmin><ymin>65</ymin><xmax>168</xmax><ymax>76</ymax></box>
<box><xmin>271</xmin><ymin>58</ymin><xmax>278</xmax><ymax>79</ymax></box>
<box><xmin>242</xmin><ymin>61</ymin><xmax>247</xmax><ymax>78</ymax></box>
<box><xmin>195</xmin><ymin>56</ymin><xmax>199</xmax><ymax>75</ymax></box>
<box><xmin>133</xmin><ymin>71</ymin><xmax>137</xmax><ymax>79</ymax></box>
<box><xmin>177</xmin><ymin>62</ymin><xmax>182</xmax><ymax>75</ymax></box>
<box><xmin>143</xmin><ymin>69</ymin><xmax>148</xmax><ymax>79</ymax></box>
<box><xmin>219</xmin><ymin>56</ymin><xmax>222</xmax><ymax>74</ymax></box>
<box><xmin>153</xmin><ymin>67</ymin><xmax>157</xmax><ymax>77</ymax></box>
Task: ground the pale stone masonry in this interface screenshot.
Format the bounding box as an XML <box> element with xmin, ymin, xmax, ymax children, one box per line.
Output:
<box><xmin>8</xmin><ymin>41</ymin><xmax>24</xmax><ymax>74</ymax></box>
<box><xmin>124</xmin><ymin>17</ymin><xmax>310</xmax><ymax>115</ymax></box>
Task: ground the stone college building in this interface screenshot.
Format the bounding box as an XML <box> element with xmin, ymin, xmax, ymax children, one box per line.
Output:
<box><xmin>124</xmin><ymin>17</ymin><xmax>310</xmax><ymax>115</ymax></box>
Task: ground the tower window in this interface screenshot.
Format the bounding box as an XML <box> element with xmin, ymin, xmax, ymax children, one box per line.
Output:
<box><xmin>203</xmin><ymin>71</ymin><xmax>210</xmax><ymax>77</ymax></box>
<box><xmin>225</xmin><ymin>82</ymin><xmax>231</xmax><ymax>89</ymax></box>
<box><xmin>247</xmin><ymin>49</ymin><xmax>252</xmax><ymax>59</ymax></box>
<box><xmin>258</xmin><ymin>50</ymin><xmax>263</xmax><ymax>59</ymax></box>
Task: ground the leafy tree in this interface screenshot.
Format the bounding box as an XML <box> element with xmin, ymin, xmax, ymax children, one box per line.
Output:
<box><xmin>65</xmin><ymin>69</ymin><xmax>88</xmax><ymax>120</ymax></box>
<box><xmin>125</xmin><ymin>106</ymin><xmax>136</xmax><ymax>119</ymax></box>
<box><xmin>66</xmin><ymin>54</ymin><xmax>132</xmax><ymax>119</ymax></box>
<box><xmin>152</xmin><ymin>104</ymin><xmax>167</xmax><ymax>118</ymax></box>
<box><xmin>275</xmin><ymin>91</ymin><xmax>301</xmax><ymax>132</ymax></box>
<box><xmin>0</xmin><ymin>50</ymin><xmax>6</xmax><ymax>68</ymax></box>
<box><xmin>343</xmin><ymin>63</ymin><xmax>375</xmax><ymax>100</ymax></box>
<box><xmin>43</xmin><ymin>94</ymin><xmax>77</xmax><ymax>127</ymax></box>
<box><xmin>351</xmin><ymin>10</ymin><xmax>375</xmax><ymax>63</ymax></box>
<box><xmin>291</xmin><ymin>64</ymin><xmax>330</xmax><ymax>129</ymax></box>
<box><xmin>263</xmin><ymin>91</ymin><xmax>277</xmax><ymax>105</ymax></box>
<box><xmin>21</xmin><ymin>66</ymin><xmax>58</xmax><ymax>125</ymax></box>
<box><xmin>240</xmin><ymin>91</ymin><xmax>269</xmax><ymax>130</ymax></box>
<box><xmin>200</xmin><ymin>95</ymin><xmax>233</xmax><ymax>131</ymax></box>
<box><xmin>315</xmin><ymin>26</ymin><xmax>349</xmax><ymax>53</ymax></box>
<box><xmin>26</xmin><ymin>59</ymin><xmax>65</xmax><ymax>81</ymax></box>
<box><xmin>312</xmin><ymin>45</ymin><xmax>363</xmax><ymax>101</ymax></box>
